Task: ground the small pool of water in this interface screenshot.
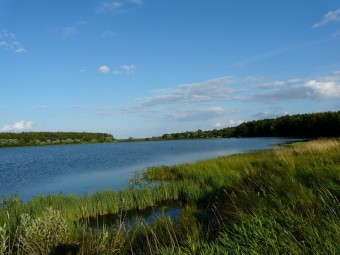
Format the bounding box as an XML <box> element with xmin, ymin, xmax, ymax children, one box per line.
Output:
<box><xmin>83</xmin><ymin>201</ymin><xmax>182</xmax><ymax>229</ymax></box>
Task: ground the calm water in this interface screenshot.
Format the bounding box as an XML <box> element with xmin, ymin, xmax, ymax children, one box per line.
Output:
<box><xmin>0</xmin><ymin>138</ymin><xmax>299</xmax><ymax>201</ymax></box>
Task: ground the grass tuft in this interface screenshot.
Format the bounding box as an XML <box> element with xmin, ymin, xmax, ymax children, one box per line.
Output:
<box><xmin>1</xmin><ymin>138</ymin><xmax>340</xmax><ymax>254</ymax></box>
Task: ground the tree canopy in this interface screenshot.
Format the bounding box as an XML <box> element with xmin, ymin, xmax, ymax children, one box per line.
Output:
<box><xmin>0</xmin><ymin>132</ymin><xmax>115</xmax><ymax>148</ymax></box>
<box><xmin>155</xmin><ymin>110</ymin><xmax>340</xmax><ymax>140</ymax></box>
<box><xmin>1</xmin><ymin>110</ymin><xmax>339</xmax><ymax>147</ymax></box>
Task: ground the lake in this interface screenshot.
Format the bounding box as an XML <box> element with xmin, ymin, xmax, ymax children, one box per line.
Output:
<box><xmin>0</xmin><ymin>137</ymin><xmax>299</xmax><ymax>201</ymax></box>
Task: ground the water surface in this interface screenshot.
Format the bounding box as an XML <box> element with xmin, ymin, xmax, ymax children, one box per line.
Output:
<box><xmin>0</xmin><ymin>138</ymin><xmax>299</xmax><ymax>201</ymax></box>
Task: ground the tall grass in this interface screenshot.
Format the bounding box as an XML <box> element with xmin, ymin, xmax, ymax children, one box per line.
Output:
<box><xmin>1</xmin><ymin>138</ymin><xmax>340</xmax><ymax>254</ymax></box>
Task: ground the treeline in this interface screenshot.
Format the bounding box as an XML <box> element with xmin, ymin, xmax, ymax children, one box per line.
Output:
<box><xmin>157</xmin><ymin>110</ymin><xmax>340</xmax><ymax>140</ymax></box>
<box><xmin>149</xmin><ymin>128</ymin><xmax>235</xmax><ymax>141</ymax></box>
<box><xmin>235</xmin><ymin>111</ymin><xmax>340</xmax><ymax>138</ymax></box>
<box><xmin>0</xmin><ymin>132</ymin><xmax>114</xmax><ymax>147</ymax></box>
<box><xmin>2</xmin><ymin>111</ymin><xmax>339</xmax><ymax>147</ymax></box>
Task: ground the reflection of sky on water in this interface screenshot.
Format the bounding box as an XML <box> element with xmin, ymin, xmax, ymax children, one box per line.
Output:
<box><xmin>0</xmin><ymin>138</ymin><xmax>301</xmax><ymax>201</ymax></box>
<box><xmin>22</xmin><ymin>168</ymin><xmax>133</xmax><ymax>201</ymax></box>
<box><xmin>86</xmin><ymin>201</ymin><xmax>182</xmax><ymax>229</ymax></box>
<box><xmin>166</xmin><ymin>149</ymin><xmax>241</xmax><ymax>165</ymax></box>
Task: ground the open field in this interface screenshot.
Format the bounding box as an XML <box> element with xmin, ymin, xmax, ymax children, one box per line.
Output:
<box><xmin>1</xmin><ymin>138</ymin><xmax>340</xmax><ymax>254</ymax></box>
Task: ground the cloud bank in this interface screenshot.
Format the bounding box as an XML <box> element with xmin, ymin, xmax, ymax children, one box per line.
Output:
<box><xmin>116</xmin><ymin>71</ymin><xmax>340</xmax><ymax>126</ymax></box>
<box><xmin>245</xmin><ymin>71</ymin><xmax>340</xmax><ymax>103</ymax></box>
<box><xmin>1</xmin><ymin>121</ymin><xmax>35</xmax><ymax>132</ymax></box>
<box><xmin>134</xmin><ymin>76</ymin><xmax>236</xmax><ymax>108</ymax></box>
<box><xmin>119</xmin><ymin>72</ymin><xmax>339</xmax><ymax>110</ymax></box>
<box><xmin>168</xmin><ymin>107</ymin><xmax>237</xmax><ymax>122</ymax></box>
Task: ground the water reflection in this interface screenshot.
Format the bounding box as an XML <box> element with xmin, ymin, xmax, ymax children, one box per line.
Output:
<box><xmin>0</xmin><ymin>138</ymin><xmax>301</xmax><ymax>200</ymax></box>
<box><xmin>83</xmin><ymin>201</ymin><xmax>182</xmax><ymax>229</ymax></box>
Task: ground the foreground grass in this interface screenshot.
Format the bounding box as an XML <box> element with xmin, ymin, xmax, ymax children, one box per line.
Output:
<box><xmin>1</xmin><ymin>138</ymin><xmax>340</xmax><ymax>254</ymax></box>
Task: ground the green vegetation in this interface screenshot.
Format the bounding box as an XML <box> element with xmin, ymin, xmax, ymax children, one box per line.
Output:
<box><xmin>154</xmin><ymin>110</ymin><xmax>340</xmax><ymax>140</ymax></box>
<box><xmin>1</xmin><ymin>138</ymin><xmax>340</xmax><ymax>254</ymax></box>
<box><xmin>2</xmin><ymin>110</ymin><xmax>339</xmax><ymax>147</ymax></box>
<box><xmin>0</xmin><ymin>132</ymin><xmax>115</xmax><ymax>148</ymax></box>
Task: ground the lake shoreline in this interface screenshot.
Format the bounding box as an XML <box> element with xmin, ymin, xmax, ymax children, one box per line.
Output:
<box><xmin>1</xmin><ymin>138</ymin><xmax>339</xmax><ymax>254</ymax></box>
<box><xmin>0</xmin><ymin>137</ymin><xmax>302</xmax><ymax>201</ymax></box>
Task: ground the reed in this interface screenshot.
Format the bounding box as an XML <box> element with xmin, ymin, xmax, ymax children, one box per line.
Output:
<box><xmin>0</xmin><ymin>138</ymin><xmax>340</xmax><ymax>254</ymax></box>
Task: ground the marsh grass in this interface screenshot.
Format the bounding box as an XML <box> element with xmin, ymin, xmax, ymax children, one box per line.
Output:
<box><xmin>1</xmin><ymin>138</ymin><xmax>340</xmax><ymax>254</ymax></box>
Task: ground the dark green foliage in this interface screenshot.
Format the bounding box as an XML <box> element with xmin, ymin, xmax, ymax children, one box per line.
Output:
<box><xmin>0</xmin><ymin>132</ymin><xmax>115</xmax><ymax>147</ymax></box>
<box><xmin>235</xmin><ymin>110</ymin><xmax>340</xmax><ymax>138</ymax></box>
<box><xmin>155</xmin><ymin>110</ymin><xmax>340</xmax><ymax>140</ymax></box>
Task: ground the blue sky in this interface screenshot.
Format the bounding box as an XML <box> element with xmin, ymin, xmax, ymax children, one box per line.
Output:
<box><xmin>1</xmin><ymin>1</ymin><xmax>340</xmax><ymax>138</ymax></box>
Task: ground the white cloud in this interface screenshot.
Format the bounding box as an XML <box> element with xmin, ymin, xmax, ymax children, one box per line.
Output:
<box><xmin>168</xmin><ymin>107</ymin><xmax>237</xmax><ymax>121</ymax></box>
<box><xmin>15</xmin><ymin>48</ymin><xmax>26</xmax><ymax>53</ymax></box>
<box><xmin>125</xmin><ymin>76</ymin><xmax>236</xmax><ymax>110</ymax></box>
<box><xmin>63</xmin><ymin>27</ymin><xmax>77</xmax><ymax>36</ymax></box>
<box><xmin>36</xmin><ymin>106</ymin><xmax>47</xmax><ymax>109</ymax></box>
<box><xmin>313</xmin><ymin>9</ymin><xmax>340</xmax><ymax>28</ymax></box>
<box><xmin>113</xmin><ymin>64</ymin><xmax>136</xmax><ymax>75</ymax></box>
<box><xmin>215</xmin><ymin>119</ymin><xmax>243</xmax><ymax>128</ymax></box>
<box><xmin>228</xmin><ymin>120</ymin><xmax>236</xmax><ymax>126</ymax></box>
<box><xmin>117</xmin><ymin>71</ymin><xmax>340</xmax><ymax>124</ymax></box>
<box><xmin>97</xmin><ymin>0</ymin><xmax>142</xmax><ymax>14</ymax></box>
<box><xmin>97</xmin><ymin>2</ymin><xmax>123</xmax><ymax>13</ymax></box>
<box><xmin>244</xmin><ymin>71</ymin><xmax>340</xmax><ymax>103</ymax></box>
<box><xmin>244</xmin><ymin>84</ymin><xmax>308</xmax><ymax>103</ymax></box>
<box><xmin>137</xmin><ymin>70</ymin><xmax>340</xmax><ymax>112</ymax></box>
<box><xmin>99</xmin><ymin>65</ymin><xmax>110</xmax><ymax>73</ymax></box>
<box><xmin>121</xmin><ymin>64</ymin><xmax>136</xmax><ymax>74</ymax></box>
<box><xmin>288</xmin><ymin>79</ymin><xmax>302</xmax><ymax>83</ymax></box>
<box><xmin>252</xmin><ymin>111</ymin><xmax>289</xmax><ymax>120</ymax></box>
<box><xmin>102</xmin><ymin>31</ymin><xmax>116</xmax><ymax>37</ymax></box>
<box><xmin>256</xmin><ymin>80</ymin><xmax>285</xmax><ymax>88</ymax></box>
<box><xmin>214</xmin><ymin>122</ymin><xmax>224</xmax><ymax>128</ymax></box>
<box><xmin>0</xmin><ymin>30</ymin><xmax>26</xmax><ymax>53</ymax></box>
<box><xmin>230</xmin><ymin>120</ymin><xmax>243</xmax><ymax>126</ymax></box>
<box><xmin>1</xmin><ymin>120</ymin><xmax>35</xmax><ymax>132</ymax></box>
<box><xmin>305</xmin><ymin>73</ymin><xmax>340</xmax><ymax>100</ymax></box>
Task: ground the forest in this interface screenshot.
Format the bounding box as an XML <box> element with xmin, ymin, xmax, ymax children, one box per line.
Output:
<box><xmin>157</xmin><ymin>110</ymin><xmax>340</xmax><ymax>140</ymax></box>
<box><xmin>1</xmin><ymin>110</ymin><xmax>339</xmax><ymax>147</ymax></box>
<box><xmin>0</xmin><ymin>132</ymin><xmax>114</xmax><ymax>147</ymax></box>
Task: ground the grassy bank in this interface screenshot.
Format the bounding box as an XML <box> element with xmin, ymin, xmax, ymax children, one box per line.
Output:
<box><xmin>1</xmin><ymin>138</ymin><xmax>340</xmax><ymax>254</ymax></box>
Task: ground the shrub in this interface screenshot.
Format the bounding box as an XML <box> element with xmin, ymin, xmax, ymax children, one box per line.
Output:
<box><xmin>19</xmin><ymin>207</ymin><xmax>69</xmax><ymax>255</ymax></box>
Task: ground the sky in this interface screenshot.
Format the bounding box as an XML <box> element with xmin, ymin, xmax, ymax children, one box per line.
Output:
<box><xmin>1</xmin><ymin>1</ymin><xmax>340</xmax><ymax>138</ymax></box>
